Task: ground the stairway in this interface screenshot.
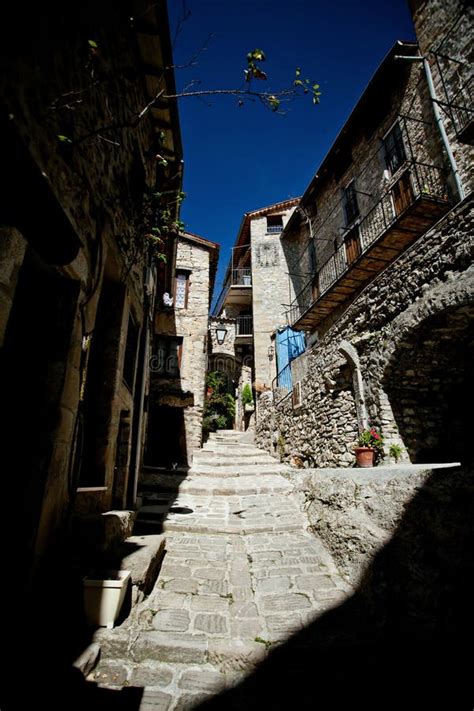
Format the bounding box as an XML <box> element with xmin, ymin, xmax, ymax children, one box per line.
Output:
<box><xmin>88</xmin><ymin>430</ymin><xmax>352</xmax><ymax>709</ymax></box>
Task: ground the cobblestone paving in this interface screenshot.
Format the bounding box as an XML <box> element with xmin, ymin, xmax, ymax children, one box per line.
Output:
<box><xmin>91</xmin><ymin>432</ymin><xmax>353</xmax><ymax>709</ymax></box>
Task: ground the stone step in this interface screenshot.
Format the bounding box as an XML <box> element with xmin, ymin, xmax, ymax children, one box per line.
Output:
<box><xmin>200</xmin><ymin>442</ymin><xmax>263</xmax><ymax>457</ymax></box>
<box><xmin>189</xmin><ymin>463</ymin><xmax>289</xmax><ymax>477</ymax></box>
<box><xmin>103</xmin><ymin>534</ymin><xmax>166</xmax><ymax>606</ymax></box>
<box><xmin>87</xmin><ymin>658</ymin><xmax>241</xmax><ymax>704</ymax></box>
<box><xmin>139</xmin><ymin>474</ymin><xmax>291</xmax><ymax>498</ymax></box>
<box><xmin>192</xmin><ymin>452</ymin><xmax>278</xmax><ymax>467</ymax></box>
<box><xmin>95</xmin><ymin>627</ymin><xmax>268</xmax><ymax>671</ymax></box>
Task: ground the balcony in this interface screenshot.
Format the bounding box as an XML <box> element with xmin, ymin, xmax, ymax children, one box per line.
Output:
<box><xmin>289</xmin><ymin>161</ymin><xmax>452</xmax><ymax>330</ymax></box>
<box><xmin>235</xmin><ymin>315</ymin><xmax>253</xmax><ymax>340</ymax></box>
<box><xmin>222</xmin><ymin>268</ymin><xmax>252</xmax><ymax>306</ymax></box>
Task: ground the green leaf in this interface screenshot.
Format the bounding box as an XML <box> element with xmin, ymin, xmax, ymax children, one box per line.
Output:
<box><xmin>88</xmin><ymin>39</ymin><xmax>98</xmax><ymax>48</ymax></box>
<box><xmin>156</xmin><ymin>253</ymin><xmax>167</xmax><ymax>263</ymax></box>
<box><xmin>295</xmin><ymin>67</ymin><xmax>301</xmax><ymax>76</ymax></box>
<box><xmin>57</xmin><ymin>134</ymin><xmax>72</xmax><ymax>143</ymax></box>
<box><xmin>247</xmin><ymin>48</ymin><xmax>266</xmax><ymax>62</ymax></box>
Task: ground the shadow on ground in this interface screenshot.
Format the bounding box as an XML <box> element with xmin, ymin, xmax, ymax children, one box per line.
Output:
<box><xmin>2</xmin><ymin>465</ymin><xmax>473</xmax><ymax>709</ymax></box>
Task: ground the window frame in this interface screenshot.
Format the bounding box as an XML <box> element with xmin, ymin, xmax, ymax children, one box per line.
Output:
<box><xmin>382</xmin><ymin>120</ymin><xmax>407</xmax><ymax>177</ymax></box>
<box><xmin>342</xmin><ymin>180</ymin><xmax>360</xmax><ymax>227</ymax></box>
<box><xmin>152</xmin><ymin>335</ymin><xmax>183</xmax><ymax>378</ymax></box>
<box><xmin>266</xmin><ymin>214</ymin><xmax>284</xmax><ymax>234</ymax></box>
<box><xmin>174</xmin><ymin>269</ymin><xmax>190</xmax><ymax>309</ymax></box>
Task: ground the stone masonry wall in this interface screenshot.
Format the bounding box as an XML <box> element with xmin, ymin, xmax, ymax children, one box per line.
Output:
<box><xmin>251</xmin><ymin>208</ymin><xmax>296</xmax><ymax>388</ymax></box>
<box><xmin>411</xmin><ymin>0</ymin><xmax>474</xmax><ymax>195</ymax></box>
<box><xmin>282</xmin><ymin>58</ymin><xmax>452</xmax><ymax>313</ymax></box>
<box><xmin>256</xmin><ymin>196</ymin><xmax>474</xmax><ymax>466</ymax></box>
<box><xmin>153</xmin><ymin>237</ymin><xmax>212</xmax><ymax>461</ymax></box>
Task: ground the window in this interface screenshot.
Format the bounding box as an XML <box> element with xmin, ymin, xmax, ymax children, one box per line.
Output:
<box><xmin>123</xmin><ymin>314</ymin><xmax>140</xmax><ymax>391</ymax></box>
<box><xmin>342</xmin><ymin>181</ymin><xmax>360</xmax><ymax>226</ymax></box>
<box><xmin>266</xmin><ymin>215</ymin><xmax>283</xmax><ymax>234</ymax></box>
<box><xmin>174</xmin><ymin>271</ymin><xmax>189</xmax><ymax>309</ymax></box>
<box><xmin>151</xmin><ymin>336</ymin><xmax>183</xmax><ymax>377</ymax></box>
<box><xmin>383</xmin><ymin>122</ymin><xmax>407</xmax><ymax>175</ymax></box>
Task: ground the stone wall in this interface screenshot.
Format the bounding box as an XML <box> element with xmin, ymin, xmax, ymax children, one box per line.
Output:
<box><xmin>282</xmin><ymin>56</ymin><xmax>453</xmax><ymax>317</ymax></box>
<box><xmin>152</xmin><ymin>236</ymin><xmax>213</xmax><ymax>462</ymax></box>
<box><xmin>251</xmin><ymin>208</ymin><xmax>296</xmax><ymax>388</ymax></box>
<box><xmin>288</xmin><ymin>462</ymin><xmax>474</xmax><ymax>653</ymax></box>
<box><xmin>0</xmin><ymin>1</ymin><xmax>181</xmax><ymax>579</ymax></box>
<box><xmin>410</xmin><ymin>0</ymin><xmax>474</xmax><ymax>196</ymax></box>
<box><xmin>256</xmin><ymin>196</ymin><xmax>474</xmax><ymax>466</ymax></box>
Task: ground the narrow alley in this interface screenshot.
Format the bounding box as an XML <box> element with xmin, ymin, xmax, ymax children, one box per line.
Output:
<box><xmin>90</xmin><ymin>431</ymin><xmax>352</xmax><ymax>708</ymax></box>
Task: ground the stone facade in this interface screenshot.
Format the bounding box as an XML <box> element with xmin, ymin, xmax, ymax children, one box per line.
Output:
<box><xmin>0</xmin><ymin>0</ymin><xmax>183</xmax><ymax>588</ymax></box>
<box><xmin>250</xmin><ymin>209</ymin><xmax>297</xmax><ymax>388</ymax></box>
<box><xmin>257</xmin><ymin>195</ymin><xmax>473</xmax><ymax>466</ymax></box>
<box><xmin>212</xmin><ymin>199</ymin><xmax>298</xmax><ymax>430</ymax></box>
<box><xmin>257</xmin><ymin>2</ymin><xmax>473</xmax><ymax>468</ymax></box>
<box><xmin>410</xmin><ymin>0</ymin><xmax>474</xmax><ymax>194</ymax></box>
<box><xmin>146</xmin><ymin>232</ymin><xmax>219</xmax><ymax>465</ymax></box>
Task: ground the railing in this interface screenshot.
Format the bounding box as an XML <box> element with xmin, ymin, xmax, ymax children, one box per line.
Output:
<box><xmin>271</xmin><ymin>362</ymin><xmax>293</xmax><ymax>405</ymax></box>
<box><xmin>236</xmin><ymin>315</ymin><xmax>253</xmax><ymax>336</ymax></box>
<box><xmin>288</xmin><ymin>160</ymin><xmax>448</xmax><ymax>326</ymax></box>
<box><xmin>267</xmin><ymin>225</ymin><xmax>283</xmax><ymax>234</ymax></box>
<box><xmin>232</xmin><ymin>268</ymin><xmax>252</xmax><ymax>286</ymax></box>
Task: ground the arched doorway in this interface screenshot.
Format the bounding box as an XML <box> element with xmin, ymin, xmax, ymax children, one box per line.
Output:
<box><xmin>383</xmin><ymin>302</ymin><xmax>474</xmax><ymax>464</ymax></box>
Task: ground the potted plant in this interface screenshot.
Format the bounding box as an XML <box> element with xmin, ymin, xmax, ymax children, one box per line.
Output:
<box><xmin>242</xmin><ymin>383</ymin><xmax>255</xmax><ymax>412</ymax></box>
<box><xmin>354</xmin><ymin>426</ymin><xmax>385</xmax><ymax>467</ymax></box>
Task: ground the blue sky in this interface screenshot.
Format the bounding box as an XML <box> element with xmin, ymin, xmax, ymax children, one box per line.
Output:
<box><xmin>169</xmin><ymin>0</ymin><xmax>415</xmax><ymax>302</ymax></box>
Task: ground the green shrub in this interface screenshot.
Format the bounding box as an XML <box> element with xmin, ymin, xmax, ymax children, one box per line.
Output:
<box><xmin>242</xmin><ymin>383</ymin><xmax>254</xmax><ymax>407</ymax></box>
<box><xmin>203</xmin><ymin>371</ymin><xmax>235</xmax><ymax>436</ymax></box>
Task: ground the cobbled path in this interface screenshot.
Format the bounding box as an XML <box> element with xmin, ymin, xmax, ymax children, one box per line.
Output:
<box><xmin>90</xmin><ymin>431</ymin><xmax>352</xmax><ymax>709</ymax></box>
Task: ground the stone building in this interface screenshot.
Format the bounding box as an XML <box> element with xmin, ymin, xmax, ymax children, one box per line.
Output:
<box><xmin>145</xmin><ymin>231</ymin><xmax>219</xmax><ymax>467</ymax></box>
<box><xmin>0</xmin><ymin>0</ymin><xmax>183</xmax><ymax>591</ymax></box>
<box><xmin>212</xmin><ymin>199</ymin><xmax>300</xmax><ymax>428</ymax></box>
<box><xmin>256</xmin><ymin>1</ymin><xmax>473</xmax><ymax>468</ymax></box>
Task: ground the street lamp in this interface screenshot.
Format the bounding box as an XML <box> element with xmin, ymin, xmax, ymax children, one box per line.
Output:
<box><xmin>216</xmin><ymin>325</ymin><xmax>228</xmax><ymax>345</ymax></box>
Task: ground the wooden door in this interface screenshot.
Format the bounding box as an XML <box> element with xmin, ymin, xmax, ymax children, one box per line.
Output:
<box><xmin>392</xmin><ymin>172</ymin><xmax>414</xmax><ymax>215</ymax></box>
<box><xmin>344</xmin><ymin>226</ymin><xmax>361</xmax><ymax>266</ymax></box>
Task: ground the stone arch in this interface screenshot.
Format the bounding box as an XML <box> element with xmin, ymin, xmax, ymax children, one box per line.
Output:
<box><xmin>338</xmin><ymin>340</ymin><xmax>369</xmax><ymax>433</ymax></box>
<box><xmin>378</xmin><ymin>273</ymin><xmax>474</xmax><ymax>464</ymax></box>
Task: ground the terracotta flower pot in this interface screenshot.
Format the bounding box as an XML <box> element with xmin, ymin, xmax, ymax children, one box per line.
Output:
<box><xmin>354</xmin><ymin>446</ymin><xmax>375</xmax><ymax>468</ymax></box>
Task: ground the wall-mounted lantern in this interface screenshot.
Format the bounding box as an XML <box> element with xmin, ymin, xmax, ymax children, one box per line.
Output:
<box><xmin>268</xmin><ymin>344</ymin><xmax>275</xmax><ymax>360</ymax></box>
<box><xmin>216</xmin><ymin>325</ymin><xmax>228</xmax><ymax>345</ymax></box>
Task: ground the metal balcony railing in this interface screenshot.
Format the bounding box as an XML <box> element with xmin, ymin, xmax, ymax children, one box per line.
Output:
<box><xmin>272</xmin><ymin>362</ymin><xmax>293</xmax><ymax>405</ymax></box>
<box><xmin>232</xmin><ymin>268</ymin><xmax>252</xmax><ymax>286</ymax></box>
<box><xmin>288</xmin><ymin>160</ymin><xmax>449</xmax><ymax>326</ymax></box>
<box><xmin>236</xmin><ymin>315</ymin><xmax>253</xmax><ymax>336</ymax></box>
<box><xmin>267</xmin><ymin>224</ymin><xmax>283</xmax><ymax>234</ymax></box>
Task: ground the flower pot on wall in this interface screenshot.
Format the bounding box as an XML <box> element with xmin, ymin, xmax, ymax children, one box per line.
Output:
<box><xmin>354</xmin><ymin>446</ymin><xmax>375</xmax><ymax>468</ymax></box>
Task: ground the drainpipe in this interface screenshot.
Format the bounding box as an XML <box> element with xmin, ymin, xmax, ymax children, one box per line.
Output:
<box><xmin>394</xmin><ymin>53</ymin><xmax>465</xmax><ymax>201</ymax></box>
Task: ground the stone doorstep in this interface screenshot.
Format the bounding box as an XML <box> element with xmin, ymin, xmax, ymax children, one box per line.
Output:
<box><xmin>103</xmin><ymin>534</ymin><xmax>166</xmax><ymax>604</ymax></box>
